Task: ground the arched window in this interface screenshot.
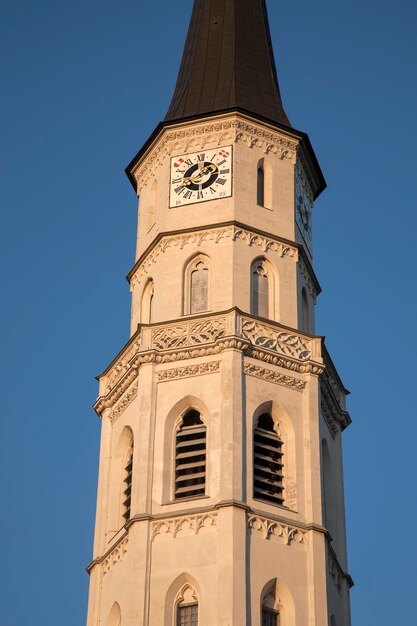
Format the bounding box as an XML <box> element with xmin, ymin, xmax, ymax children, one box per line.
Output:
<box><xmin>175</xmin><ymin>584</ymin><xmax>199</xmax><ymax>626</ymax></box>
<box><xmin>141</xmin><ymin>279</ymin><xmax>154</xmax><ymax>324</ymax></box>
<box><xmin>261</xmin><ymin>580</ymin><xmax>281</xmax><ymax>626</ymax></box>
<box><xmin>301</xmin><ymin>287</ymin><xmax>309</xmax><ymax>332</ymax></box>
<box><xmin>184</xmin><ymin>255</ymin><xmax>210</xmax><ymax>315</ymax></box>
<box><xmin>122</xmin><ymin>442</ymin><xmax>133</xmax><ymax>523</ymax></box>
<box><xmin>165</xmin><ymin>575</ymin><xmax>201</xmax><ymax>626</ymax></box>
<box><xmin>262</xmin><ymin>607</ymin><xmax>279</xmax><ymax>626</ymax></box>
<box><xmin>107</xmin><ymin>602</ymin><xmax>121</xmax><ymax>626</ymax></box>
<box><xmin>257</xmin><ymin>165</ymin><xmax>265</xmax><ymax>206</ymax></box>
<box><xmin>175</xmin><ymin>409</ymin><xmax>206</xmax><ymax>500</ymax></box>
<box><xmin>257</xmin><ymin>158</ymin><xmax>273</xmax><ymax>208</ymax></box>
<box><xmin>254</xmin><ymin>413</ymin><xmax>284</xmax><ymax>506</ymax></box>
<box><xmin>251</xmin><ymin>259</ymin><xmax>274</xmax><ymax>319</ymax></box>
<box><xmin>108</xmin><ymin>427</ymin><xmax>134</xmax><ymax>534</ymax></box>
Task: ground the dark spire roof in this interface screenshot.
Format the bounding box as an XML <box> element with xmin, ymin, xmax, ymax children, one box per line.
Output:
<box><xmin>165</xmin><ymin>0</ymin><xmax>291</xmax><ymax>127</ymax></box>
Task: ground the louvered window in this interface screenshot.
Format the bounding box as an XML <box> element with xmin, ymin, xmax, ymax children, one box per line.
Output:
<box><xmin>254</xmin><ymin>413</ymin><xmax>284</xmax><ymax>506</ymax></box>
<box><xmin>262</xmin><ymin>608</ymin><xmax>279</xmax><ymax>626</ymax></box>
<box><xmin>175</xmin><ymin>410</ymin><xmax>206</xmax><ymax>500</ymax></box>
<box><xmin>177</xmin><ymin>603</ymin><xmax>198</xmax><ymax>626</ymax></box>
<box><xmin>122</xmin><ymin>447</ymin><xmax>133</xmax><ymax>521</ymax></box>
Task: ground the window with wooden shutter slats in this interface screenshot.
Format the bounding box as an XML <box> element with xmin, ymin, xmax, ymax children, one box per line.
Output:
<box><xmin>175</xmin><ymin>410</ymin><xmax>206</xmax><ymax>500</ymax></box>
<box><xmin>254</xmin><ymin>414</ymin><xmax>284</xmax><ymax>506</ymax></box>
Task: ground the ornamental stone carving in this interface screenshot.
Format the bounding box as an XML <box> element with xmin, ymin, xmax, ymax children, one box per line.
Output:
<box><xmin>321</xmin><ymin>397</ymin><xmax>339</xmax><ymax>438</ymax></box>
<box><xmin>130</xmin><ymin>224</ymin><xmax>298</xmax><ymax>288</ymax></box>
<box><xmin>95</xmin><ymin>309</ymin><xmax>324</xmax><ymax>417</ymax></box>
<box><xmin>105</xmin><ymin>338</ymin><xmax>141</xmax><ymax>393</ymax></box>
<box><xmin>244</xmin><ymin>362</ymin><xmax>306</xmax><ymax>392</ymax></box>
<box><xmin>108</xmin><ymin>382</ymin><xmax>138</xmax><ymax>424</ymax></box>
<box><xmin>132</xmin><ymin>116</ymin><xmax>299</xmax><ymax>192</ymax></box>
<box><xmin>102</xmin><ymin>536</ymin><xmax>128</xmax><ymax>575</ymax></box>
<box><xmin>158</xmin><ymin>361</ymin><xmax>221</xmax><ymax>382</ymax></box>
<box><xmin>248</xmin><ymin>514</ymin><xmax>307</xmax><ymax>547</ymax></box>
<box><xmin>151</xmin><ymin>512</ymin><xmax>218</xmax><ymax>541</ymax></box>
<box><xmin>152</xmin><ymin>318</ymin><xmax>227</xmax><ymax>351</ymax></box>
<box><xmin>241</xmin><ymin>319</ymin><xmax>311</xmax><ymax>361</ymax></box>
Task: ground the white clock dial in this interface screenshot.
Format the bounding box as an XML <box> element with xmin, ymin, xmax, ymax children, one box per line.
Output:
<box><xmin>295</xmin><ymin>176</ymin><xmax>313</xmax><ymax>254</ymax></box>
<box><xmin>169</xmin><ymin>146</ymin><xmax>233</xmax><ymax>208</ymax></box>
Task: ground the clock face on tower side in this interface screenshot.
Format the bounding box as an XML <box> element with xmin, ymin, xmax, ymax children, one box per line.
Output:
<box><xmin>169</xmin><ymin>146</ymin><xmax>233</xmax><ymax>208</ymax></box>
<box><xmin>295</xmin><ymin>176</ymin><xmax>313</xmax><ymax>254</ymax></box>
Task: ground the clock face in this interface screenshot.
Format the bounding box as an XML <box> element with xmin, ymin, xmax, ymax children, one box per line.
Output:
<box><xmin>169</xmin><ymin>146</ymin><xmax>233</xmax><ymax>208</ymax></box>
<box><xmin>295</xmin><ymin>177</ymin><xmax>313</xmax><ymax>253</ymax></box>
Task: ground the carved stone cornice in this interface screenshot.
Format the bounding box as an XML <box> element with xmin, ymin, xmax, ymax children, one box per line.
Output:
<box><xmin>131</xmin><ymin>115</ymin><xmax>299</xmax><ymax>193</ymax></box>
<box><xmin>248</xmin><ymin>514</ymin><xmax>307</xmax><ymax>547</ymax></box>
<box><xmin>102</xmin><ymin>535</ymin><xmax>129</xmax><ymax>575</ymax></box>
<box><xmin>108</xmin><ymin>382</ymin><xmax>138</xmax><ymax>424</ymax></box>
<box><xmin>158</xmin><ymin>361</ymin><xmax>221</xmax><ymax>382</ymax></box>
<box><xmin>328</xmin><ymin>543</ymin><xmax>354</xmax><ymax>589</ymax></box>
<box><xmin>94</xmin><ymin>309</ymin><xmax>325</xmax><ymax>417</ymax></box>
<box><xmin>151</xmin><ymin>512</ymin><xmax>218</xmax><ymax>541</ymax></box>
<box><xmin>320</xmin><ymin>366</ymin><xmax>351</xmax><ymax>437</ymax></box>
<box><xmin>243</xmin><ymin>362</ymin><xmax>306</xmax><ymax>392</ymax></box>
<box><xmin>129</xmin><ymin>223</ymin><xmax>299</xmax><ymax>288</ymax></box>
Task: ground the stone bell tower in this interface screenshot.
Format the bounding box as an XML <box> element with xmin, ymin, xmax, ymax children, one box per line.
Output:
<box><xmin>86</xmin><ymin>1</ymin><xmax>353</xmax><ymax>625</ymax></box>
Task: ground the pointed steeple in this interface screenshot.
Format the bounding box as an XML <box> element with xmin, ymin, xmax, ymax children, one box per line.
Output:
<box><xmin>165</xmin><ymin>0</ymin><xmax>291</xmax><ymax>127</ymax></box>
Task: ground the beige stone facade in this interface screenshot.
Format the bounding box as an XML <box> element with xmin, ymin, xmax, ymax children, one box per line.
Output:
<box><xmin>85</xmin><ymin>111</ymin><xmax>352</xmax><ymax>626</ymax></box>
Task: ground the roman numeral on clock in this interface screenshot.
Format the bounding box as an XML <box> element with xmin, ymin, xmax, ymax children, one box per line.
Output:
<box><xmin>197</xmin><ymin>153</ymin><xmax>205</xmax><ymax>162</ymax></box>
<box><xmin>183</xmin><ymin>190</ymin><xmax>193</xmax><ymax>199</ymax></box>
<box><xmin>217</xmin><ymin>178</ymin><xmax>227</xmax><ymax>185</ymax></box>
<box><xmin>220</xmin><ymin>169</ymin><xmax>230</xmax><ymax>175</ymax></box>
<box><xmin>197</xmin><ymin>191</ymin><xmax>204</xmax><ymax>199</ymax></box>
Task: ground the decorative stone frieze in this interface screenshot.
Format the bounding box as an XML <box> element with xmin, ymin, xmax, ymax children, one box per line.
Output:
<box><xmin>321</xmin><ymin>396</ymin><xmax>339</xmax><ymax>438</ymax></box>
<box><xmin>130</xmin><ymin>224</ymin><xmax>298</xmax><ymax>288</ymax></box>
<box><xmin>248</xmin><ymin>514</ymin><xmax>307</xmax><ymax>547</ymax></box>
<box><xmin>243</xmin><ymin>362</ymin><xmax>306</xmax><ymax>392</ymax></box>
<box><xmin>132</xmin><ymin>116</ymin><xmax>299</xmax><ymax>192</ymax></box>
<box><xmin>95</xmin><ymin>310</ymin><xmax>324</xmax><ymax>416</ymax></box>
<box><xmin>105</xmin><ymin>338</ymin><xmax>141</xmax><ymax>393</ymax></box>
<box><xmin>157</xmin><ymin>361</ymin><xmax>221</xmax><ymax>382</ymax></box>
<box><xmin>102</xmin><ymin>536</ymin><xmax>129</xmax><ymax>576</ymax></box>
<box><xmin>320</xmin><ymin>370</ymin><xmax>351</xmax><ymax>436</ymax></box>
<box><xmin>151</xmin><ymin>512</ymin><xmax>218</xmax><ymax>541</ymax></box>
<box><xmin>108</xmin><ymin>382</ymin><xmax>138</xmax><ymax>424</ymax></box>
<box><xmin>241</xmin><ymin>318</ymin><xmax>311</xmax><ymax>361</ymax></box>
<box><xmin>152</xmin><ymin>317</ymin><xmax>227</xmax><ymax>351</ymax></box>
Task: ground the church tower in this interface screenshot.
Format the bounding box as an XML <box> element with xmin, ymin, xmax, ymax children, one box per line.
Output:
<box><xmin>86</xmin><ymin>2</ymin><xmax>353</xmax><ymax>625</ymax></box>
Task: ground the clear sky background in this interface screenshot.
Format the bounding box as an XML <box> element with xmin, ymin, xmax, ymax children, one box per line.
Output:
<box><xmin>0</xmin><ymin>0</ymin><xmax>416</xmax><ymax>624</ymax></box>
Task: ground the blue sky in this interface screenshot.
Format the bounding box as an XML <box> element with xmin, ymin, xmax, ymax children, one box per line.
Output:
<box><xmin>0</xmin><ymin>0</ymin><xmax>416</xmax><ymax>624</ymax></box>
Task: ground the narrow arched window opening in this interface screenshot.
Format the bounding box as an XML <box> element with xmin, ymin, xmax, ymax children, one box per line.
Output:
<box><xmin>257</xmin><ymin>166</ymin><xmax>265</xmax><ymax>206</ymax></box>
<box><xmin>122</xmin><ymin>445</ymin><xmax>133</xmax><ymax>522</ymax></box>
<box><xmin>141</xmin><ymin>279</ymin><xmax>154</xmax><ymax>324</ymax></box>
<box><xmin>107</xmin><ymin>602</ymin><xmax>121</xmax><ymax>626</ymax></box>
<box><xmin>254</xmin><ymin>413</ymin><xmax>284</xmax><ymax>506</ymax></box>
<box><xmin>251</xmin><ymin>261</ymin><xmax>270</xmax><ymax>318</ymax></box>
<box><xmin>262</xmin><ymin>608</ymin><xmax>279</xmax><ymax>626</ymax></box>
<box><xmin>175</xmin><ymin>410</ymin><xmax>206</xmax><ymax>500</ymax></box>
<box><xmin>301</xmin><ymin>287</ymin><xmax>309</xmax><ymax>333</ymax></box>
<box><xmin>177</xmin><ymin>603</ymin><xmax>198</xmax><ymax>626</ymax></box>
<box><xmin>190</xmin><ymin>262</ymin><xmax>209</xmax><ymax>314</ymax></box>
